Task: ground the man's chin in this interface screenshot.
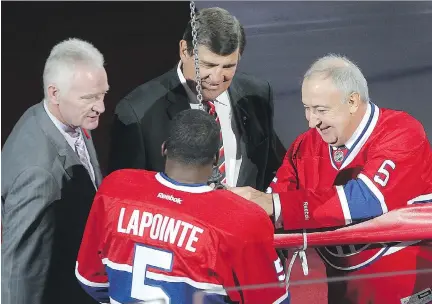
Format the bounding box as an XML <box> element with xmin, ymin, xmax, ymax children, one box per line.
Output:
<box><xmin>320</xmin><ymin>134</ymin><xmax>338</xmax><ymax>146</ymax></box>
<box><xmin>202</xmin><ymin>89</ymin><xmax>224</xmax><ymax>101</ymax></box>
<box><xmin>82</xmin><ymin>121</ymin><xmax>99</xmax><ymax>131</ymax></box>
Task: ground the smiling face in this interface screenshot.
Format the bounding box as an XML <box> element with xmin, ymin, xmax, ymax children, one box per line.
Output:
<box><xmin>180</xmin><ymin>41</ymin><xmax>239</xmax><ymax>101</ymax></box>
<box><xmin>302</xmin><ymin>76</ymin><xmax>363</xmax><ymax>147</ymax></box>
<box><xmin>47</xmin><ymin>64</ymin><xmax>109</xmax><ymax>130</ymax></box>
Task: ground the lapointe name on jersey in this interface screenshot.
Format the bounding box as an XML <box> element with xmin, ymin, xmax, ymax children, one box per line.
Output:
<box><xmin>117</xmin><ymin>207</ymin><xmax>204</xmax><ymax>253</ymax></box>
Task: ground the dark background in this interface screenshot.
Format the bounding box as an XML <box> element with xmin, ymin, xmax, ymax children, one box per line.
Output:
<box><xmin>2</xmin><ymin>1</ymin><xmax>432</xmax><ymax>174</ymax></box>
<box><xmin>1</xmin><ymin>1</ymin><xmax>190</xmax><ymax>173</ymax></box>
<box><xmin>198</xmin><ymin>1</ymin><xmax>432</xmax><ymax>147</ymax></box>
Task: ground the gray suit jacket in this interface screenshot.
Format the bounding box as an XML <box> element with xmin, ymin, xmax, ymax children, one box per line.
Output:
<box><xmin>1</xmin><ymin>101</ymin><xmax>102</xmax><ymax>304</ymax></box>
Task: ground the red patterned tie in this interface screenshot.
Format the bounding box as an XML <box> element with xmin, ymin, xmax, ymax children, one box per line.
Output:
<box><xmin>332</xmin><ymin>146</ymin><xmax>348</xmax><ymax>169</ymax></box>
<box><xmin>206</xmin><ymin>101</ymin><xmax>226</xmax><ymax>183</ymax></box>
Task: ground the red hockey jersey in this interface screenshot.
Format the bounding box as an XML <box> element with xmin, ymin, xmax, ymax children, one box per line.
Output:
<box><xmin>76</xmin><ymin>170</ymin><xmax>289</xmax><ymax>304</ymax></box>
<box><xmin>268</xmin><ymin>103</ymin><xmax>432</xmax><ymax>303</ymax></box>
<box><xmin>269</xmin><ymin>103</ymin><xmax>432</xmax><ymax>230</ymax></box>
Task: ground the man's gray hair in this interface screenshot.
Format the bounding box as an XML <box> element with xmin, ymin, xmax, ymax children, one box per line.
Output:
<box><xmin>43</xmin><ymin>38</ymin><xmax>104</xmax><ymax>99</ymax></box>
<box><xmin>304</xmin><ymin>54</ymin><xmax>370</xmax><ymax>103</ymax></box>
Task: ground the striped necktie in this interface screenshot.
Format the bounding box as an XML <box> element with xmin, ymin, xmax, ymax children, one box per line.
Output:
<box><xmin>70</xmin><ymin>129</ymin><xmax>96</xmax><ymax>186</ymax></box>
<box><xmin>205</xmin><ymin>101</ymin><xmax>226</xmax><ymax>184</ymax></box>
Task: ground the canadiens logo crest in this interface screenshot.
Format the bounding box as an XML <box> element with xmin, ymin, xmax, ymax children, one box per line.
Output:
<box><xmin>317</xmin><ymin>241</ymin><xmax>420</xmax><ymax>271</ymax></box>
<box><xmin>317</xmin><ymin>243</ymin><xmax>390</xmax><ymax>271</ymax></box>
<box><xmin>333</xmin><ymin>149</ymin><xmax>345</xmax><ymax>162</ymax></box>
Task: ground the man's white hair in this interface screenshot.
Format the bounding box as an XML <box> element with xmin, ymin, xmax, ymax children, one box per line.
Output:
<box><xmin>43</xmin><ymin>38</ymin><xmax>104</xmax><ymax>99</ymax></box>
<box><xmin>303</xmin><ymin>54</ymin><xmax>370</xmax><ymax>103</ymax></box>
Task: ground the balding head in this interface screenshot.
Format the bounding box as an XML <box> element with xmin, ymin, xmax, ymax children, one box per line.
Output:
<box><xmin>304</xmin><ymin>54</ymin><xmax>369</xmax><ymax>104</ymax></box>
<box><xmin>301</xmin><ymin>54</ymin><xmax>370</xmax><ymax>147</ymax></box>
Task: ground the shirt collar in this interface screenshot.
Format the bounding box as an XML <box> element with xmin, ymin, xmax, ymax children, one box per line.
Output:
<box><xmin>343</xmin><ymin>102</ymin><xmax>372</xmax><ymax>150</ymax></box>
<box><xmin>155</xmin><ymin>172</ymin><xmax>213</xmax><ymax>193</ymax></box>
<box><xmin>43</xmin><ymin>100</ymin><xmax>80</xmax><ymax>138</ymax></box>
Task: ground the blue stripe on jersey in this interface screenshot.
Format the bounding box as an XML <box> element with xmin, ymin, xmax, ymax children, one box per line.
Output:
<box><xmin>105</xmin><ymin>267</ymin><xmax>131</xmax><ymax>303</ymax></box>
<box><xmin>343</xmin><ymin>179</ymin><xmax>384</xmax><ymax>220</ymax></box>
<box><xmin>413</xmin><ymin>200</ymin><xmax>432</xmax><ymax>204</ymax></box>
<box><xmin>344</xmin><ymin>103</ymin><xmax>375</xmax><ymax>159</ymax></box>
<box><xmin>105</xmin><ymin>266</ymin><xmax>227</xmax><ymax>304</ymax></box>
<box><xmin>330</xmin><ymin>102</ymin><xmax>376</xmax><ymax>169</ymax></box>
<box><xmin>202</xmin><ymin>294</ymin><xmax>231</xmax><ymax>304</ymax></box>
<box><xmin>78</xmin><ymin>282</ymin><xmax>110</xmax><ymax>303</ymax></box>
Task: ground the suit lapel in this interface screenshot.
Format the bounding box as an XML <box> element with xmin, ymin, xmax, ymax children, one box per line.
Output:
<box><xmin>229</xmin><ymin>78</ymin><xmax>269</xmax><ymax>188</ymax></box>
<box><xmin>35</xmin><ymin>102</ymin><xmax>81</xmax><ymax>181</ymax></box>
<box><xmin>35</xmin><ymin>101</ymin><xmax>102</xmax><ymax>188</ymax></box>
<box><xmin>228</xmin><ymin>79</ymin><xmax>250</xmax><ymax>141</ymax></box>
<box><xmin>228</xmin><ymin>79</ymin><xmax>257</xmax><ymax>187</ymax></box>
<box><xmin>229</xmin><ymin>78</ymin><xmax>260</xmax><ymax>159</ymax></box>
<box><xmin>165</xmin><ymin>68</ymin><xmax>191</xmax><ymax>119</ymax></box>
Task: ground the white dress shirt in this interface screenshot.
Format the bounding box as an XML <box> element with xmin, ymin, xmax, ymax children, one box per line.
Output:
<box><xmin>43</xmin><ymin>100</ymin><xmax>96</xmax><ymax>186</ymax></box>
<box><xmin>177</xmin><ymin>61</ymin><xmax>242</xmax><ymax>187</ymax></box>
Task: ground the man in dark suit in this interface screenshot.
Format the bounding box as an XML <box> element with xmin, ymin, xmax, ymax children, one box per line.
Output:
<box><xmin>1</xmin><ymin>38</ymin><xmax>108</xmax><ymax>304</ymax></box>
<box><xmin>109</xmin><ymin>7</ymin><xmax>285</xmax><ymax>191</ymax></box>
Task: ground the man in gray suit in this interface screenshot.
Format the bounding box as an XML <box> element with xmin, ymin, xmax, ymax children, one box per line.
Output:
<box><xmin>1</xmin><ymin>38</ymin><xmax>108</xmax><ymax>304</ymax></box>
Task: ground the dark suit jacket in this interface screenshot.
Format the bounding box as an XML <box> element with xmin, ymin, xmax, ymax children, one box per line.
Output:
<box><xmin>109</xmin><ymin>68</ymin><xmax>286</xmax><ymax>191</ymax></box>
<box><xmin>1</xmin><ymin>102</ymin><xmax>102</xmax><ymax>304</ymax></box>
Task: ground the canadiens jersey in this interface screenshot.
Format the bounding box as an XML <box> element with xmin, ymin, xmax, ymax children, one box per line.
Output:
<box><xmin>76</xmin><ymin>170</ymin><xmax>289</xmax><ymax>304</ymax></box>
<box><xmin>268</xmin><ymin>102</ymin><xmax>432</xmax><ymax>272</ymax></box>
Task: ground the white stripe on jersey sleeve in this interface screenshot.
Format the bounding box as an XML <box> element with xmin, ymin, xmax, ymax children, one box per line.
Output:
<box><xmin>102</xmin><ymin>258</ymin><xmax>227</xmax><ymax>295</ymax></box>
<box><xmin>75</xmin><ymin>262</ymin><xmax>109</xmax><ymax>288</ymax></box>
<box><xmin>407</xmin><ymin>193</ymin><xmax>432</xmax><ymax>205</ymax></box>
<box><xmin>336</xmin><ymin>185</ymin><xmax>353</xmax><ymax>225</ymax></box>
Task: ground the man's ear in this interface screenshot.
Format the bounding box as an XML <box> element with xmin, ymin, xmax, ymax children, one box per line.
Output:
<box><xmin>161</xmin><ymin>141</ymin><xmax>168</xmax><ymax>157</ymax></box>
<box><xmin>348</xmin><ymin>92</ymin><xmax>362</xmax><ymax>114</ymax></box>
<box><xmin>179</xmin><ymin>40</ymin><xmax>190</xmax><ymax>62</ymax></box>
<box><xmin>47</xmin><ymin>84</ymin><xmax>61</xmax><ymax>105</ymax></box>
<box><xmin>213</xmin><ymin>152</ymin><xmax>219</xmax><ymax>167</ymax></box>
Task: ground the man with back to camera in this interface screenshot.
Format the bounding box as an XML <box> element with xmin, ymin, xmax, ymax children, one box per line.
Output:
<box><xmin>1</xmin><ymin>38</ymin><xmax>108</xmax><ymax>304</ymax></box>
<box><xmin>228</xmin><ymin>54</ymin><xmax>432</xmax><ymax>304</ymax></box>
<box><xmin>108</xmin><ymin>7</ymin><xmax>285</xmax><ymax>191</ymax></box>
<box><xmin>76</xmin><ymin>109</ymin><xmax>290</xmax><ymax>304</ymax></box>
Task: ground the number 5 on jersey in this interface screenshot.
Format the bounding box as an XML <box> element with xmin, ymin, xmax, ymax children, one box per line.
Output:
<box><xmin>131</xmin><ymin>245</ymin><xmax>173</xmax><ymax>303</ymax></box>
<box><xmin>373</xmin><ymin>160</ymin><xmax>396</xmax><ymax>187</ymax></box>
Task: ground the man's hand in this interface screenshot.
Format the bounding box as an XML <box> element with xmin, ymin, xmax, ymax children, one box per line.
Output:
<box><xmin>228</xmin><ymin>186</ymin><xmax>274</xmax><ymax>216</ymax></box>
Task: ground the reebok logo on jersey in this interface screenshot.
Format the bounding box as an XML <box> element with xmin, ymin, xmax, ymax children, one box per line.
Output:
<box><xmin>303</xmin><ymin>202</ymin><xmax>310</xmax><ymax>220</ymax></box>
<box><xmin>157</xmin><ymin>193</ymin><xmax>182</xmax><ymax>204</ymax></box>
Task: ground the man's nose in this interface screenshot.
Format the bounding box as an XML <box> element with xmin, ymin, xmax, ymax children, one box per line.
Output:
<box><xmin>93</xmin><ymin>99</ymin><xmax>105</xmax><ymax>114</ymax></box>
<box><xmin>308</xmin><ymin>112</ymin><xmax>320</xmax><ymax>128</ymax></box>
<box><xmin>208</xmin><ymin>67</ymin><xmax>223</xmax><ymax>84</ymax></box>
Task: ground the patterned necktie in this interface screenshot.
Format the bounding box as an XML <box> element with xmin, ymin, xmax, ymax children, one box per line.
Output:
<box><xmin>332</xmin><ymin>145</ymin><xmax>348</xmax><ymax>169</ymax></box>
<box><xmin>205</xmin><ymin>101</ymin><xmax>226</xmax><ymax>184</ymax></box>
<box><xmin>71</xmin><ymin>129</ymin><xmax>95</xmax><ymax>184</ymax></box>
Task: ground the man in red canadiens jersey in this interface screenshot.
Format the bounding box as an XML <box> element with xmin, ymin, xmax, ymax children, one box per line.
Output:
<box><xmin>75</xmin><ymin>109</ymin><xmax>289</xmax><ymax>304</ymax></box>
<box><xmin>229</xmin><ymin>54</ymin><xmax>432</xmax><ymax>304</ymax></box>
